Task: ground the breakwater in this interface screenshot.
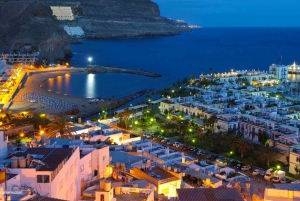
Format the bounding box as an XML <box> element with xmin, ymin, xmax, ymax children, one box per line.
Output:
<box><xmin>86</xmin><ymin>65</ymin><xmax>162</xmax><ymax>77</ymax></box>
<box><xmin>76</xmin><ymin>89</ymin><xmax>153</xmax><ymax>118</ymax></box>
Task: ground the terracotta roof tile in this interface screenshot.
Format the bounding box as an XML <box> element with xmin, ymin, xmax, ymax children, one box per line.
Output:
<box><xmin>177</xmin><ymin>188</ymin><xmax>244</xmax><ymax>201</ymax></box>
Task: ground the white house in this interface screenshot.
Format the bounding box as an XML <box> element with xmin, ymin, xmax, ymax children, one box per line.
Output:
<box><xmin>0</xmin><ymin>131</ymin><xmax>7</xmax><ymax>159</ymax></box>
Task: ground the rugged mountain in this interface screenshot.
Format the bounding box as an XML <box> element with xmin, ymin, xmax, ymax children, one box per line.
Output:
<box><xmin>0</xmin><ymin>0</ymin><xmax>189</xmax><ymax>61</ymax></box>
<box><xmin>0</xmin><ymin>1</ymin><xmax>70</xmax><ymax>61</ymax></box>
<box><xmin>43</xmin><ymin>0</ymin><xmax>190</xmax><ymax>38</ymax></box>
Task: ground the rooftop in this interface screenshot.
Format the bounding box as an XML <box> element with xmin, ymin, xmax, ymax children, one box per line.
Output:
<box><xmin>114</xmin><ymin>192</ymin><xmax>145</xmax><ymax>201</ymax></box>
<box><xmin>28</xmin><ymin>195</ymin><xmax>67</xmax><ymax>201</ymax></box>
<box><xmin>177</xmin><ymin>188</ymin><xmax>244</xmax><ymax>201</ymax></box>
<box><xmin>143</xmin><ymin>166</ymin><xmax>177</xmax><ymax>180</ymax></box>
<box><xmin>110</xmin><ymin>151</ymin><xmax>143</xmax><ymax>167</ymax></box>
<box><xmin>5</xmin><ymin>148</ymin><xmax>74</xmax><ymax>171</ymax></box>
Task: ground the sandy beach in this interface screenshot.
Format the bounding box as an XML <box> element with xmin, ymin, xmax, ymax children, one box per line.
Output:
<box><xmin>8</xmin><ymin>69</ymin><xmax>101</xmax><ymax>116</ymax></box>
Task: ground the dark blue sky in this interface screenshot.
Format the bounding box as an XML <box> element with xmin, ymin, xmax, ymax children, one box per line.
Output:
<box><xmin>153</xmin><ymin>0</ymin><xmax>300</xmax><ymax>27</ymax></box>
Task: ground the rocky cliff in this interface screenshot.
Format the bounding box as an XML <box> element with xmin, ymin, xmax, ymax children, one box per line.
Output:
<box><xmin>0</xmin><ymin>0</ymin><xmax>190</xmax><ymax>61</ymax></box>
<box><xmin>43</xmin><ymin>0</ymin><xmax>190</xmax><ymax>38</ymax></box>
<box><xmin>0</xmin><ymin>1</ymin><xmax>70</xmax><ymax>61</ymax></box>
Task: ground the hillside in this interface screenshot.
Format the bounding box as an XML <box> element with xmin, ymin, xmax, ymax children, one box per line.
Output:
<box><xmin>0</xmin><ymin>0</ymin><xmax>190</xmax><ymax>61</ymax></box>
<box><xmin>0</xmin><ymin>1</ymin><xmax>70</xmax><ymax>61</ymax></box>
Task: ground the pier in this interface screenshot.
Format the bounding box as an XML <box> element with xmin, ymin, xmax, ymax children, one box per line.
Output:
<box><xmin>86</xmin><ymin>65</ymin><xmax>162</xmax><ymax>77</ymax></box>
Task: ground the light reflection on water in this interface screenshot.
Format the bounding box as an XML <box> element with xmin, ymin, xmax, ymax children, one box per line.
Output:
<box><xmin>42</xmin><ymin>73</ymin><xmax>168</xmax><ymax>99</ymax></box>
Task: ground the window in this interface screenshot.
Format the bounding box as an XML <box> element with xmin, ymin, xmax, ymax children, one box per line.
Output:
<box><xmin>80</xmin><ymin>164</ymin><xmax>84</xmax><ymax>172</ymax></box>
<box><xmin>65</xmin><ymin>190</ymin><xmax>69</xmax><ymax>200</ymax></box>
<box><xmin>37</xmin><ymin>175</ymin><xmax>50</xmax><ymax>183</ymax></box>
<box><xmin>101</xmin><ymin>194</ymin><xmax>105</xmax><ymax>201</ymax></box>
<box><xmin>70</xmin><ymin>183</ymin><xmax>73</xmax><ymax>192</ymax></box>
<box><xmin>65</xmin><ymin>172</ymin><xmax>69</xmax><ymax>183</ymax></box>
<box><xmin>75</xmin><ymin>175</ymin><xmax>78</xmax><ymax>183</ymax></box>
<box><xmin>297</xmin><ymin>157</ymin><xmax>300</xmax><ymax>162</ymax></box>
<box><xmin>70</xmin><ymin>165</ymin><xmax>73</xmax><ymax>174</ymax></box>
<box><xmin>89</xmin><ymin>160</ymin><xmax>91</xmax><ymax>167</ymax></box>
<box><xmin>59</xmin><ymin>179</ymin><xmax>63</xmax><ymax>189</ymax></box>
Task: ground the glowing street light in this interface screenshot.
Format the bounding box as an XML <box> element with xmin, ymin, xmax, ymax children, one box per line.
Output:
<box><xmin>40</xmin><ymin>130</ymin><xmax>44</xmax><ymax>135</ymax></box>
<box><xmin>20</xmin><ymin>133</ymin><xmax>24</xmax><ymax>137</ymax></box>
<box><xmin>88</xmin><ymin>57</ymin><xmax>93</xmax><ymax>65</ymax></box>
<box><xmin>277</xmin><ymin>165</ymin><xmax>281</xmax><ymax>170</ymax></box>
<box><xmin>192</xmin><ymin>139</ymin><xmax>195</xmax><ymax>143</ymax></box>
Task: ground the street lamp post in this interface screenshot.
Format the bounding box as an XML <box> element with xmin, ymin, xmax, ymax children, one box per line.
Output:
<box><xmin>88</xmin><ymin>57</ymin><xmax>93</xmax><ymax>65</ymax></box>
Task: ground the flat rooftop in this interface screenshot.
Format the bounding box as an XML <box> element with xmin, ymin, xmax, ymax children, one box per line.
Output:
<box><xmin>110</xmin><ymin>151</ymin><xmax>143</xmax><ymax>167</ymax></box>
<box><xmin>114</xmin><ymin>192</ymin><xmax>145</xmax><ymax>201</ymax></box>
<box><xmin>6</xmin><ymin>148</ymin><xmax>74</xmax><ymax>171</ymax></box>
<box><xmin>144</xmin><ymin>166</ymin><xmax>177</xmax><ymax>180</ymax></box>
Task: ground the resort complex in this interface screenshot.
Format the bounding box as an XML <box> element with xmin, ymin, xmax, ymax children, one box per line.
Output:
<box><xmin>1</xmin><ymin>59</ymin><xmax>300</xmax><ymax>201</ymax></box>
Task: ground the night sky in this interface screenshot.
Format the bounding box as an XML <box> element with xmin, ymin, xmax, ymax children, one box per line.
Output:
<box><xmin>153</xmin><ymin>0</ymin><xmax>300</xmax><ymax>27</ymax></box>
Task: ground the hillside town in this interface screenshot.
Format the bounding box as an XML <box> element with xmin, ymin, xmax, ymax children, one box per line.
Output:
<box><xmin>1</xmin><ymin>59</ymin><xmax>300</xmax><ymax>201</ymax></box>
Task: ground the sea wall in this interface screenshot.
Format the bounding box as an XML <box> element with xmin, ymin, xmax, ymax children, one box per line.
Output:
<box><xmin>86</xmin><ymin>65</ymin><xmax>162</xmax><ymax>77</ymax></box>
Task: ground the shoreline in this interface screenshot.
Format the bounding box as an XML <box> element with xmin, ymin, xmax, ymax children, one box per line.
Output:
<box><xmin>8</xmin><ymin>67</ymin><xmax>156</xmax><ymax>117</ymax></box>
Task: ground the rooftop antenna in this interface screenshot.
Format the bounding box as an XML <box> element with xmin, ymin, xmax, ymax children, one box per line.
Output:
<box><xmin>280</xmin><ymin>55</ymin><xmax>283</xmax><ymax>65</ymax></box>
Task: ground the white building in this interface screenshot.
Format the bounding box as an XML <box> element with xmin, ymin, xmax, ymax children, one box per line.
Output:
<box><xmin>0</xmin><ymin>131</ymin><xmax>7</xmax><ymax>160</ymax></box>
<box><xmin>50</xmin><ymin>6</ymin><xmax>74</xmax><ymax>21</ymax></box>
<box><xmin>269</xmin><ymin>64</ymin><xmax>288</xmax><ymax>81</ymax></box>
<box><xmin>3</xmin><ymin>147</ymin><xmax>80</xmax><ymax>201</ymax></box>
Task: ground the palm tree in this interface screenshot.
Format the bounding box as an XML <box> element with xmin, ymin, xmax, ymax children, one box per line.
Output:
<box><xmin>235</xmin><ymin>137</ymin><xmax>253</xmax><ymax>158</ymax></box>
<box><xmin>46</xmin><ymin>113</ymin><xmax>74</xmax><ymax>139</ymax></box>
<box><xmin>116</xmin><ymin>108</ymin><xmax>135</xmax><ymax>129</ymax></box>
<box><xmin>203</xmin><ymin>115</ymin><xmax>218</xmax><ymax>147</ymax></box>
<box><xmin>222</xmin><ymin>134</ymin><xmax>238</xmax><ymax>152</ymax></box>
<box><xmin>196</xmin><ymin>126</ymin><xmax>205</xmax><ymax>142</ymax></box>
<box><xmin>4</xmin><ymin>111</ymin><xmax>14</xmax><ymax>124</ymax></box>
<box><xmin>255</xmin><ymin>146</ymin><xmax>283</xmax><ymax>166</ymax></box>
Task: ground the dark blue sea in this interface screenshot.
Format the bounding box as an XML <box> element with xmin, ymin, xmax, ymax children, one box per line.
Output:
<box><xmin>42</xmin><ymin>28</ymin><xmax>300</xmax><ymax>99</ymax></box>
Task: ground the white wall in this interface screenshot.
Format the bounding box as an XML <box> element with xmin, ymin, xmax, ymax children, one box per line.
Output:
<box><xmin>0</xmin><ymin>131</ymin><xmax>7</xmax><ymax>159</ymax></box>
<box><xmin>51</xmin><ymin>147</ymin><xmax>80</xmax><ymax>201</ymax></box>
<box><xmin>79</xmin><ymin>152</ymin><xmax>92</xmax><ymax>181</ymax></box>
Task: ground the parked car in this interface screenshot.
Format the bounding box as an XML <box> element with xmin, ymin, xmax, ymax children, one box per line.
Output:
<box><xmin>161</xmin><ymin>138</ymin><xmax>169</xmax><ymax>143</ymax></box>
<box><xmin>216</xmin><ymin>156</ymin><xmax>225</xmax><ymax>162</ymax></box>
<box><xmin>196</xmin><ymin>150</ymin><xmax>202</xmax><ymax>155</ymax></box>
<box><xmin>252</xmin><ymin>169</ymin><xmax>260</xmax><ymax>176</ymax></box>
<box><xmin>166</xmin><ymin>140</ymin><xmax>173</xmax><ymax>145</ymax></box>
<box><xmin>181</xmin><ymin>145</ymin><xmax>189</xmax><ymax>151</ymax></box>
<box><xmin>280</xmin><ymin>177</ymin><xmax>292</xmax><ymax>184</ymax></box>
<box><xmin>193</xmin><ymin>148</ymin><xmax>199</xmax><ymax>154</ymax></box>
<box><xmin>207</xmin><ymin>154</ymin><xmax>217</xmax><ymax>161</ymax></box>
<box><xmin>144</xmin><ymin>134</ymin><xmax>152</xmax><ymax>139</ymax></box>
<box><xmin>260</xmin><ymin>170</ymin><xmax>266</xmax><ymax>176</ymax></box>
<box><xmin>189</xmin><ymin>147</ymin><xmax>195</xmax><ymax>153</ymax></box>
<box><xmin>218</xmin><ymin>159</ymin><xmax>228</xmax><ymax>166</ymax></box>
<box><xmin>241</xmin><ymin>165</ymin><xmax>251</xmax><ymax>171</ymax></box>
<box><xmin>173</xmin><ymin>142</ymin><xmax>181</xmax><ymax>148</ymax></box>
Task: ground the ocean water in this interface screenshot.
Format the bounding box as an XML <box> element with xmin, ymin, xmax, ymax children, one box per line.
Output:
<box><xmin>42</xmin><ymin>28</ymin><xmax>300</xmax><ymax>99</ymax></box>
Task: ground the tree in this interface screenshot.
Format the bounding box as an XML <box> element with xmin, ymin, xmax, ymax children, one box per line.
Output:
<box><xmin>258</xmin><ymin>131</ymin><xmax>269</xmax><ymax>145</ymax></box>
<box><xmin>46</xmin><ymin>113</ymin><xmax>74</xmax><ymax>139</ymax></box>
<box><xmin>196</xmin><ymin>126</ymin><xmax>205</xmax><ymax>142</ymax></box>
<box><xmin>204</xmin><ymin>115</ymin><xmax>218</xmax><ymax>147</ymax></box>
<box><xmin>235</xmin><ymin>137</ymin><xmax>253</xmax><ymax>158</ymax></box>
<box><xmin>4</xmin><ymin>111</ymin><xmax>14</xmax><ymax>124</ymax></box>
<box><xmin>295</xmin><ymin>165</ymin><xmax>300</xmax><ymax>180</ymax></box>
<box><xmin>222</xmin><ymin>134</ymin><xmax>238</xmax><ymax>152</ymax></box>
<box><xmin>116</xmin><ymin>108</ymin><xmax>135</xmax><ymax>129</ymax></box>
<box><xmin>255</xmin><ymin>146</ymin><xmax>283</xmax><ymax>166</ymax></box>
